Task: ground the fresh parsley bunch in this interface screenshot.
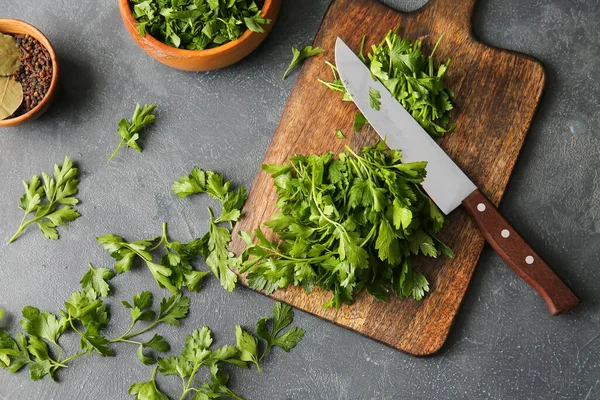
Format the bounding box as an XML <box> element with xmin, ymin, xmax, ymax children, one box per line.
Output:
<box><xmin>130</xmin><ymin>0</ymin><xmax>270</xmax><ymax>50</ymax></box>
<box><xmin>239</xmin><ymin>141</ymin><xmax>454</xmax><ymax>309</ymax></box>
<box><xmin>320</xmin><ymin>30</ymin><xmax>456</xmax><ymax>137</ymax></box>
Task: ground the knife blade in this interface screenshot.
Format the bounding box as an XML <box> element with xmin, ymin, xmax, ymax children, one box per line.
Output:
<box><xmin>335</xmin><ymin>37</ymin><xmax>579</xmax><ymax>315</ymax></box>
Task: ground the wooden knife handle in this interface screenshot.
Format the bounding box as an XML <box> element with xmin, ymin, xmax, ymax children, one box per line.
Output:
<box><xmin>462</xmin><ymin>189</ymin><xmax>579</xmax><ymax>315</ymax></box>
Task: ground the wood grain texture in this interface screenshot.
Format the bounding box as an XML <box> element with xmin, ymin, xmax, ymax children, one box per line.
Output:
<box><xmin>462</xmin><ymin>190</ymin><xmax>579</xmax><ymax>316</ymax></box>
<box><xmin>230</xmin><ymin>0</ymin><xmax>546</xmax><ymax>355</ymax></box>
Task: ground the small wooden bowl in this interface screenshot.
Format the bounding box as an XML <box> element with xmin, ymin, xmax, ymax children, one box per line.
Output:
<box><xmin>118</xmin><ymin>0</ymin><xmax>281</xmax><ymax>71</ymax></box>
<box><xmin>0</xmin><ymin>19</ymin><xmax>58</xmax><ymax>128</ymax></box>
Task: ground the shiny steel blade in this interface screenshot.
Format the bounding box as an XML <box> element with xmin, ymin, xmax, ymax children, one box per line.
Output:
<box><xmin>335</xmin><ymin>37</ymin><xmax>476</xmax><ymax>215</ymax></box>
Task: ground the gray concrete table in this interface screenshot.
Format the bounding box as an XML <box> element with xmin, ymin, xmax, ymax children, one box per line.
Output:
<box><xmin>1</xmin><ymin>0</ymin><xmax>599</xmax><ymax>399</ymax></box>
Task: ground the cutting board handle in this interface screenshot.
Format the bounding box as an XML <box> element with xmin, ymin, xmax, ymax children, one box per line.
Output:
<box><xmin>462</xmin><ymin>189</ymin><xmax>579</xmax><ymax>315</ymax></box>
<box><xmin>422</xmin><ymin>0</ymin><xmax>477</xmax><ymax>36</ymax></box>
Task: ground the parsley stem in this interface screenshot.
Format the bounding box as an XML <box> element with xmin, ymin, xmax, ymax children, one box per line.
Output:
<box><xmin>179</xmin><ymin>375</ymin><xmax>187</xmax><ymax>394</ymax></box>
<box><xmin>8</xmin><ymin>214</ymin><xmax>42</xmax><ymax>243</ymax></box>
<box><xmin>182</xmin><ymin>363</ymin><xmax>202</xmax><ymax>400</ymax></box>
<box><xmin>162</xmin><ymin>222</ymin><xmax>168</xmax><ymax>242</ymax></box>
<box><xmin>255</xmin><ymin>242</ymin><xmax>328</xmax><ymax>264</ymax></box>
<box><xmin>108</xmin><ymin>139</ymin><xmax>125</xmax><ymax>161</ymax></box>
<box><xmin>61</xmin><ymin>351</ymin><xmax>87</xmax><ymax>364</ymax></box>
<box><xmin>67</xmin><ymin>316</ymin><xmax>87</xmax><ymax>340</ymax></box>
<box><xmin>51</xmin><ymin>361</ymin><xmax>68</xmax><ymax>369</ymax></box>
<box><xmin>360</xmin><ymin>224</ymin><xmax>378</xmax><ymax>248</ymax></box>
<box><xmin>112</xmin><ymin>320</ymin><xmax>137</xmax><ymax>341</ymax></box>
<box><xmin>149</xmin><ymin>365</ymin><xmax>163</xmax><ymax>394</ymax></box>
<box><xmin>258</xmin><ymin>344</ymin><xmax>272</xmax><ymax>363</ymax></box>
<box><xmin>113</xmin><ymin>338</ymin><xmax>142</xmax><ymax>346</ymax></box>
<box><xmin>111</xmin><ymin>319</ymin><xmax>160</xmax><ymax>342</ymax></box>
<box><xmin>226</xmin><ymin>389</ymin><xmax>245</xmax><ymax>400</ymax></box>
<box><xmin>147</xmin><ymin>224</ymin><xmax>168</xmax><ymax>251</ymax></box>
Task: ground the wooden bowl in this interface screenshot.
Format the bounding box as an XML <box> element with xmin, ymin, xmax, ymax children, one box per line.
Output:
<box><xmin>0</xmin><ymin>19</ymin><xmax>58</xmax><ymax>128</ymax></box>
<box><xmin>118</xmin><ymin>0</ymin><xmax>282</xmax><ymax>71</ymax></box>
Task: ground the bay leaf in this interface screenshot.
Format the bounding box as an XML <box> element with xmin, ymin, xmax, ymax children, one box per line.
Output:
<box><xmin>0</xmin><ymin>33</ymin><xmax>21</xmax><ymax>76</ymax></box>
<box><xmin>0</xmin><ymin>76</ymin><xmax>24</xmax><ymax>120</ymax></box>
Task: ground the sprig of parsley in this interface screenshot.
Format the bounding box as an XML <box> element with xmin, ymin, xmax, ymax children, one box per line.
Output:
<box><xmin>172</xmin><ymin>166</ymin><xmax>247</xmax><ymax>225</ymax></box>
<box><xmin>97</xmin><ymin>222</ymin><xmax>209</xmax><ymax>294</ymax></box>
<box><xmin>130</xmin><ymin>0</ymin><xmax>270</xmax><ymax>50</ymax></box>
<box><xmin>111</xmin><ymin>291</ymin><xmax>189</xmax><ymax>365</ymax></box>
<box><xmin>0</xmin><ymin>265</ymin><xmax>114</xmax><ymax>381</ymax></box>
<box><xmin>0</xmin><ymin>265</ymin><xmax>193</xmax><ymax>381</ymax></box>
<box><xmin>9</xmin><ymin>156</ymin><xmax>80</xmax><ymax>243</ymax></box>
<box><xmin>255</xmin><ymin>302</ymin><xmax>304</xmax><ymax>362</ymax></box>
<box><xmin>239</xmin><ymin>141</ymin><xmax>453</xmax><ymax>309</ymax></box>
<box><xmin>131</xmin><ymin>326</ymin><xmax>246</xmax><ymax>400</ymax></box>
<box><xmin>282</xmin><ymin>45</ymin><xmax>325</xmax><ymax>80</ymax></box>
<box><xmin>129</xmin><ymin>301</ymin><xmax>303</xmax><ymax>399</ymax></box>
<box><xmin>319</xmin><ymin>30</ymin><xmax>455</xmax><ymax>137</ymax></box>
<box><xmin>172</xmin><ymin>167</ymin><xmax>248</xmax><ymax>292</ymax></box>
<box><xmin>109</xmin><ymin>103</ymin><xmax>157</xmax><ymax>161</ymax></box>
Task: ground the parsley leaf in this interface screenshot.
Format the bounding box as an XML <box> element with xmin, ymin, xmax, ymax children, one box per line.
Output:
<box><xmin>20</xmin><ymin>307</ymin><xmax>65</xmax><ymax>347</ymax></box>
<box><xmin>255</xmin><ymin>302</ymin><xmax>304</xmax><ymax>361</ymax></box>
<box><xmin>203</xmin><ymin>209</ymin><xmax>238</xmax><ymax>292</ymax></box>
<box><xmin>157</xmin><ymin>293</ymin><xmax>190</xmax><ymax>326</ymax></box>
<box><xmin>369</xmin><ymin>87</ymin><xmax>381</xmax><ymax>111</ymax></box>
<box><xmin>282</xmin><ymin>45</ymin><xmax>325</xmax><ymax>80</ymax></box>
<box><xmin>235</xmin><ymin>325</ymin><xmax>260</xmax><ymax>372</ymax></box>
<box><xmin>9</xmin><ymin>156</ymin><xmax>80</xmax><ymax>243</ymax></box>
<box><xmin>0</xmin><ymin>331</ymin><xmax>31</xmax><ymax>373</ymax></box>
<box><xmin>353</xmin><ymin>112</ymin><xmax>368</xmax><ymax>132</ymax></box>
<box><xmin>109</xmin><ymin>103</ymin><xmax>157</xmax><ymax>160</ymax></box>
<box><xmin>335</xmin><ymin>128</ymin><xmax>345</xmax><ymax>139</ymax></box>
<box><xmin>128</xmin><ymin>366</ymin><xmax>168</xmax><ymax>400</ymax></box>
<box><xmin>240</xmin><ymin>141</ymin><xmax>452</xmax><ymax>308</ymax></box>
<box><xmin>80</xmin><ymin>263</ymin><xmax>115</xmax><ymax>298</ymax></box>
<box><xmin>320</xmin><ymin>30</ymin><xmax>455</xmax><ymax>137</ymax></box>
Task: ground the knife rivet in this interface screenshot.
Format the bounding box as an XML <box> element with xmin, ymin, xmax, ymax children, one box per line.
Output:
<box><xmin>501</xmin><ymin>229</ymin><xmax>510</xmax><ymax>238</ymax></box>
<box><xmin>477</xmin><ymin>203</ymin><xmax>486</xmax><ymax>212</ymax></box>
<box><xmin>525</xmin><ymin>256</ymin><xmax>534</xmax><ymax>264</ymax></box>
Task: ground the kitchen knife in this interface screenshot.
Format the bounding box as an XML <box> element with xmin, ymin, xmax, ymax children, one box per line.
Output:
<box><xmin>335</xmin><ymin>37</ymin><xmax>579</xmax><ymax>315</ymax></box>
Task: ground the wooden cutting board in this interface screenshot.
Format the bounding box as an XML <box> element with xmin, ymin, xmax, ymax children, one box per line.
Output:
<box><xmin>230</xmin><ymin>0</ymin><xmax>545</xmax><ymax>355</ymax></box>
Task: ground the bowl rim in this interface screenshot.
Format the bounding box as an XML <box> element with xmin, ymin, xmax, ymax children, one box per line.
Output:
<box><xmin>118</xmin><ymin>0</ymin><xmax>276</xmax><ymax>56</ymax></box>
<box><xmin>0</xmin><ymin>18</ymin><xmax>59</xmax><ymax>127</ymax></box>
